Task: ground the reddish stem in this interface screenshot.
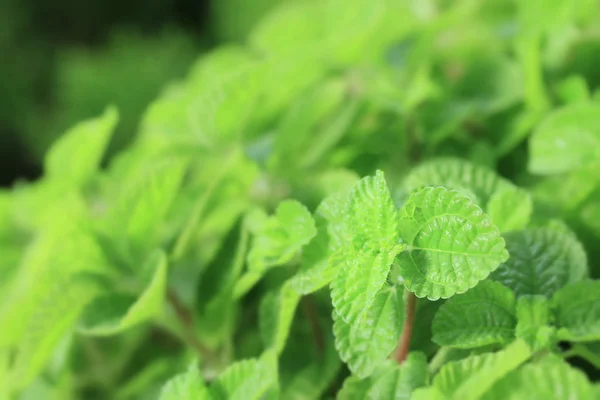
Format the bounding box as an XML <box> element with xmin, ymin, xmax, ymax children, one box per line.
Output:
<box><xmin>394</xmin><ymin>290</ymin><xmax>417</xmax><ymax>364</ymax></box>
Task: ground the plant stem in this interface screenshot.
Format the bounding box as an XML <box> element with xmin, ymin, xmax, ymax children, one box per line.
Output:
<box><xmin>428</xmin><ymin>346</ymin><xmax>451</xmax><ymax>375</ymax></box>
<box><xmin>395</xmin><ymin>290</ymin><xmax>418</xmax><ymax>364</ymax></box>
<box><xmin>301</xmin><ymin>295</ymin><xmax>325</xmax><ymax>355</ymax></box>
<box><xmin>563</xmin><ymin>344</ymin><xmax>600</xmax><ymax>369</ymax></box>
<box><xmin>166</xmin><ymin>289</ymin><xmax>213</xmax><ymax>361</ymax></box>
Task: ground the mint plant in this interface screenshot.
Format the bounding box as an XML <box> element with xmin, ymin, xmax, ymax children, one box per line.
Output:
<box><xmin>2</xmin><ymin>0</ymin><xmax>600</xmax><ymax>399</ymax></box>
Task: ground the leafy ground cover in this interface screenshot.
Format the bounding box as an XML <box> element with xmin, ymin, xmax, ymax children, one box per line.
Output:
<box><xmin>1</xmin><ymin>0</ymin><xmax>600</xmax><ymax>399</ymax></box>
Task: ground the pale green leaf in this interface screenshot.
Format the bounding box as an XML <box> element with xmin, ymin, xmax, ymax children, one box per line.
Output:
<box><xmin>330</xmin><ymin>171</ymin><xmax>402</xmax><ymax>324</ymax></box>
<box><xmin>515</xmin><ymin>295</ymin><xmax>555</xmax><ymax>351</ymax></box>
<box><xmin>210</xmin><ymin>352</ymin><xmax>278</xmax><ymax>400</ymax></box>
<box><xmin>331</xmin><ymin>244</ymin><xmax>403</xmax><ymax>326</ymax></box>
<box><xmin>10</xmin><ymin>273</ymin><xmax>103</xmax><ymax>389</ymax></box>
<box><xmin>235</xmin><ymin>200</ymin><xmax>317</xmax><ymax>297</ymax></box>
<box><xmin>250</xmin><ymin>0</ymin><xmax>385</xmax><ymax>66</ymax></box>
<box><xmin>483</xmin><ymin>355</ymin><xmax>595</xmax><ymax>400</ymax></box>
<box><xmin>366</xmin><ymin>353</ymin><xmax>429</xmax><ymax>400</ymax></box>
<box><xmin>259</xmin><ymin>281</ymin><xmax>301</xmax><ymax>354</ymax></box>
<box><xmin>397</xmin><ymin>187</ymin><xmax>508</xmax><ymax>300</ymax></box>
<box><xmin>78</xmin><ymin>249</ymin><xmax>168</xmax><ymax>335</ymax></box>
<box><xmin>159</xmin><ymin>364</ymin><xmax>211</xmax><ymax>400</ymax></box>
<box><xmin>288</xmin><ymin>214</ymin><xmax>334</xmax><ymax>295</ymax></box>
<box><xmin>487</xmin><ymin>187</ymin><xmax>533</xmax><ymax>232</ymax></box>
<box><xmin>44</xmin><ymin>106</ymin><xmax>118</xmax><ymax>187</ymax></box>
<box><xmin>333</xmin><ymin>286</ymin><xmax>404</xmax><ymax>378</ymax></box>
<box><xmin>432</xmin><ymin>340</ymin><xmax>531</xmax><ymax>400</ymax></box>
<box><xmin>432</xmin><ymin>281</ymin><xmax>517</xmax><ymax>348</ymax></box>
<box><xmin>529</xmin><ymin>103</ymin><xmax>600</xmax><ymax>175</ymax></box>
<box><xmin>337</xmin><ymin>375</ymin><xmax>372</xmax><ymax>400</ymax></box>
<box><xmin>345</xmin><ymin>170</ymin><xmax>399</xmax><ymax>249</ymax></box>
<box><xmin>490</xmin><ymin>228</ymin><xmax>588</xmax><ymax>298</ymax></box>
<box><xmin>552</xmin><ymin>280</ymin><xmax>600</xmax><ymax>342</ymax></box>
<box><xmin>402</xmin><ymin>158</ymin><xmax>513</xmax><ymax>208</ymax></box>
<box><xmin>317</xmin><ymin>190</ymin><xmax>350</xmax><ymax>251</ymax></box>
<box><xmin>247</xmin><ymin>200</ymin><xmax>316</xmax><ymax>271</ymax></box>
<box><xmin>106</xmin><ymin>158</ymin><xmax>189</xmax><ymax>259</ymax></box>
<box><xmin>0</xmin><ymin>351</ymin><xmax>9</xmax><ymax>400</ymax></box>
<box><xmin>272</xmin><ymin>78</ymin><xmax>347</xmax><ymax>171</ymax></box>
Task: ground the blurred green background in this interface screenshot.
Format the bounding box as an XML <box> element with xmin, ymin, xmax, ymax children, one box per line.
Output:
<box><xmin>0</xmin><ymin>0</ymin><xmax>290</xmax><ymax>185</ymax></box>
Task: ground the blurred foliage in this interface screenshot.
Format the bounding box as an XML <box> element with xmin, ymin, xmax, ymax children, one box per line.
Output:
<box><xmin>23</xmin><ymin>29</ymin><xmax>200</xmax><ymax>159</ymax></box>
<box><xmin>1</xmin><ymin>0</ymin><xmax>600</xmax><ymax>398</ymax></box>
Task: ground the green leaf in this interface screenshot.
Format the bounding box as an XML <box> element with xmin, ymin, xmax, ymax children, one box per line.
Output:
<box><xmin>105</xmin><ymin>158</ymin><xmax>189</xmax><ymax>260</ymax></box>
<box><xmin>259</xmin><ymin>282</ymin><xmax>301</xmax><ymax>354</ymax></box>
<box><xmin>397</xmin><ymin>187</ymin><xmax>508</xmax><ymax>300</ymax></box>
<box><xmin>529</xmin><ymin>103</ymin><xmax>600</xmax><ymax>175</ymax></box>
<box><xmin>331</xmin><ymin>244</ymin><xmax>403</xmax><ymax>326</ymax></box>
<box><xmin>235</xmin><ymin>200</ymin><xmax>317</xmax><ymax>297</ymax></box>
<box><xmin>288</xmin><ymin>215</ymin><xmax>334</xmax><ymax>295</ymax></box>
<box><xmin>366</xmin><ymin>353</ymin><xmax>429</xmax><ymax>399</ymax></box>
<box><xmin>483</xmin><ymin>355</ymin><xmax>595</xmax><ymax>400</ymax></box>
<box><xmin>78</xmin><ymin>249</ymin><xmax>168</xmax><ymax>335</ymax></box>
<box><xmin>333</xmin><ymin>286</ymin><xmax>404</xmax><ymax>378</ymax></box>
<box><xmin>490</xmin><ymin>228</ymin><xmax>588</xmax><ymax>298</ymax></box>
<box><xmin>44</xmin><ymin>106</ymin><xmax>118</xmax><ymax>187</ymax></box>
<box><xmin>248</xmin><ymin>200</ymin><xmax>316</xmax><ymax>270</ymax></box>
<box><xmin>280</xmin><ymin>341</ymin><xmax>341</xmax><ymax>400</ymax></box>
<box><xmin>330</xmin><ymin>171</ymin><xmax>402</xmax><ymax>325</ymax></box>
<box><xmin>0</xmin><ymin>351</ymin><xmax>9</xmax><ymax>399</ymax></box>
<box><xmin>552</xmin><ymin>280</ymin><xmax>600</xmax><ymax>342</ymax></box>
<box><xmin>159</xmin><ymin>364</ymin><xmax>211</xmax><ymax>400</ymax></box>
<box><xmin>250</xmin><ymin>0</ymin><xmax>385</xmax><ymax>66</ymax></box>
<box><xmin>431</xmin><ymin>340</ymin><xmax>531</xmax><ymax>400</ymax></box>
<box><xmin>515</xmin><ymin>295</ymin><xmax>555</xmax><ymax>351</ymax></box>
<box><xmin>402</xmin><ymin>158</ymin><xmax>513</xmax><ymax>208</ymax></box>
<box><xmin>10</xmin><ymin>273</ymin><xmax>103</xmax><ymax>389</ymax></box>
<box><xmin>432</xmin><ymin>281</ymin><xmax>517</xmax><ymax>349</ymax></box>
<box><xmin>337</xmin><ymin>375</ymin><xmax>372</xmax><ymax>400</ymax></box>
<box><xmin>345</xmin><ymin>170</ymin><xmax>400</xmax><ymax>248</ymax></box>
<box><xmin>210</xmin><ymin>352</ymin><xmax>278</xmax><ymax>400</ymax></box>
<box><xmin>487</xmin><ymin>187</ymin><xmax>533</xmax><ymax>232</ymax></box>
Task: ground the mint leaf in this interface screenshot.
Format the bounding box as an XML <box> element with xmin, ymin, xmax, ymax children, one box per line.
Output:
<box><xmin>529</xmin><ymin>103</ymin><xmax>600</xmax><ymax>175</ymax></box>
<box><xmin>78</xmin><ymin>249</ymin><xmax>168</xmax><ymax>335</ymax></box>
<box><xmin>235</xmin><ymin>200</ymin><xmax>316</xmax><ymax>297</ymax></box>
<box><xmin>430</xmin><ymin>340</ymin><xmax>531</xmax><ymax>400</ymax></box>
<box><xmin>487</xmin><ymin>186</ymin><xmax>533</xmax><ymax>232</ymax></box>
<box><xmin>402</xmin><ymin>158</ymin><xmax>513</xmax><ymax>208</ymax></box>
<box><xmin>44</xmin><ymin>106</ymin><xmax>118</xmax><ymax>187</ymax></box>
<box><xmin>330</xmin><ymin>171</ymin><xmax>402</xmax><ymax>324</ymax></box>
<box><xmin>105</xmin><ymin>158</ymin><xmax>189</xmax><ymax>260</ymax></box>
<box><xmin>259</xmin><ymin>282</ymin><xmax>301</xmax><ymax>354</ymax></box>
<box><xmin>337</xmin><ymin>375</ymin><xmax>372</xmax><ymax>400</ymax></box>
<box><xmin>210</xmin><ymin>352</ymin><xmax>278</xmax><ymax>400</ymax></box>
<box><xmin>490</xmin><ymin>228</ymin><xmax>588</xmax><ymax>298</ymax></box>
<box><xmin>515</xmin><ymin>295</ymin><xmax>555</xmax><ymax>351</ymax></box>
<box><xmin>483</xmin><ymin>355</ymin><xmax>595</xmax><ymax>399</ymax></box>
<box><xmin>10</xmin><ymin>274</ymin><xmax>102</xmax><ymax>390</ymax></box>
<box><xmin>552</xmin><ymin>280</ymin><xmax>600</xmax><ymax>342</ymax></box>
<box><xmin>331</xmin><ymin>244</ymin><xmax>403</xmax><ymax>326</ymax></box>
<box><xmin>366</xmin><ymin>353</ymin><xmax>429</xmax><ymax>399</ymax></box>
<box><xmin>345</xmin><ymin>170</ymin><xmax>399</xmax><ymax>248</ymax></box>
<box><xmin>333</xmin><ymin>286</ymin><xmax>404</xmax><ymax>378</ymax></box>
<box><xmin>432</xmin><ymin>281</ymin><xmax>517</xmax><ymax>348</ymax></box>
<box><xmin>159</xmin><ymin>364</ymin><xmax>210</xmax><ymax>400</ymax></box>
<box><xmin>397</xmin><ymin>187</ymin><xmax>508</xmax><ymax>300</ymax></box>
